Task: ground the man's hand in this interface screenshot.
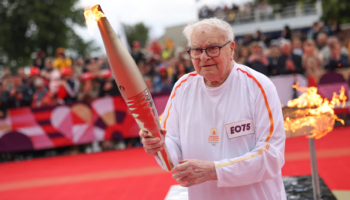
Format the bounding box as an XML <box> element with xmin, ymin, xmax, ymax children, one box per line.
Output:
<box><xmin>285</xmin><ymin>60</ymin><xmax>295</xmax><ymax>71</ymax></box>
<box><xmin>171</xmin><ymin>159</ymin><xmax>217</xmax><ymax>187</ymax></box>
<box><xmin>140</xmin><ymin>129</ymin><xmax>166</xmax><ymax>157</ymax></box>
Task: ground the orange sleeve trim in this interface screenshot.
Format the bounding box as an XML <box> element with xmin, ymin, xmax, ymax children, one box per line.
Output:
<box><xmin>237</xmin><ymin>68</ymin><xmax>274</xmax><ymax>142</ymax></box>
<box><xmin>164</xmin><ymin>73</ymin><xmax>197</xmax><ymax>129</ymax></box>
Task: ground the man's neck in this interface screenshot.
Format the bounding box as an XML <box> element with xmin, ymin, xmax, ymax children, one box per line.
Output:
<box><xmin>204</xmin><ymin>64</ymin><xmax>234</xmax><ymax>87</ymax></box>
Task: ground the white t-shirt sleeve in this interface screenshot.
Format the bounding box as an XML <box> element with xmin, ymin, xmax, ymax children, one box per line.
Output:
<box><xmin>214</xmin><ymin>83</ymin><xmax>286</xmax><ymax>187</ymax></box>
<box><xmin>155</xmin><ymin>81</ymin><xmax>183</xmax><ymax>170</ymax></box>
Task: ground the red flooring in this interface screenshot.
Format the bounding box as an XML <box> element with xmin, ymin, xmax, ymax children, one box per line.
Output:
<box><xmin>0</xmin><ymin>126</ymin><xmax>349</xmax><ymax>200</ymax></box>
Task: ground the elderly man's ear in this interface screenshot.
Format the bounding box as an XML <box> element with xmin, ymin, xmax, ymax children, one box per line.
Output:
<box><xmin>230</xmin><ymin>41</ymin><xmax>235</xmax><ymax>61</ymax></box>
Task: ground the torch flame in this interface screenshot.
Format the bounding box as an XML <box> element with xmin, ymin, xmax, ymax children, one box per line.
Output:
<box><xmin>84</xmin><ymin>5</ymin><xmax>106</xmax><ymax>35</ymax></box>
<box><xmin>284</xmin><ymin>83</ymin><xmax>346</xmax><ymax>139</ymax></box>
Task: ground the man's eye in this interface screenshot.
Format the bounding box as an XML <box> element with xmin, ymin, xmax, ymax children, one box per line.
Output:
<box><xmin>208</xmin><ymin>47</ymin><xmax>219</xmax><ymax>52</ymax></box>
<box><xmin>192</xmin><ymin>49</ymin><xmax>202</xmax><ymax>55</ymax></box>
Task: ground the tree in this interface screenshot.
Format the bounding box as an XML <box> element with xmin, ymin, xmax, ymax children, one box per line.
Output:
<box><xmin>254</xmin><ymin>0</ymin><xmax>350</xmax><ymax>24</ymax></box>
<box><xmin>0</xmin><ymin>0</ymin><xmax>99</xmax><ymax>69</ymax></box>
<box><xmin>124</xmin><ymin>22</ymin><xmax>149</xmax><ymax>49</ymax></box>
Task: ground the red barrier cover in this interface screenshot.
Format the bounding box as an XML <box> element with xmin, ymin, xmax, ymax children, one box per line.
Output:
<box><xmin>0</xmin><ymin>96</ymin><xmax>141</xmax><ymax>153</ymax></box>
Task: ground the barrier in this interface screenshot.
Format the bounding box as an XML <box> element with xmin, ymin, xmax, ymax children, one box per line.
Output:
<box><xmin>0</xmin><ymin>96</ymin><xmax>141</xmax><ymax>153</ymax></box>
<box><xmin>1</xmin><ymin>74</ymin><xmax>348</xmax><ymax>153</ymax></box>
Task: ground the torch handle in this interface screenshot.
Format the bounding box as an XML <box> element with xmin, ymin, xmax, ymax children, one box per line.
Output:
<box><xmin>125</xmin><ymin>88</ymin><xmax>174</xmax><ymax>171</ymax></box>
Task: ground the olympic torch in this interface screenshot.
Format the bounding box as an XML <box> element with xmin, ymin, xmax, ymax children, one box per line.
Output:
<box><xmin>84</xmin><ymin>5</ymin><xmax>173</xmax><ymax>171</ymax></box>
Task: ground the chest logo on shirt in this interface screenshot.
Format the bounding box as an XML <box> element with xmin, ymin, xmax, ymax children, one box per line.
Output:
<box><xmin>208</xmin><ymin>127</ymin><xmax>219</xmax><ymax>146</ymax></box>
<box><xmin>225</xmin><ymin>119</ymin><xmax>255</xmax><ymax>139</ymax></box>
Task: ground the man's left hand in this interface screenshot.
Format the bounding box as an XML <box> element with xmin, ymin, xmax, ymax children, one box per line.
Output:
<box><xmin>171</xmin><ymin>159</ymin><xmax>217</xmax><ymax>187</ymax></box>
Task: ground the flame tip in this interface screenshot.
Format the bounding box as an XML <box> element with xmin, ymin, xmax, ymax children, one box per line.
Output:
<box><xmin>84</xmin><ymin>5</ymin><xmax>106</xmax><ymax>35</ymax></box>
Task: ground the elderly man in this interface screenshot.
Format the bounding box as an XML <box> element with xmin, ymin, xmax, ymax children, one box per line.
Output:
<box><xmin>277</xmin><ymin>40</ymin><xmax>303</xmax><ymax>75</ymax></box>
<box><xmin>140</xmin><ymin>18</ymin><xmax>286</xmax><ymax>200</ymax></box>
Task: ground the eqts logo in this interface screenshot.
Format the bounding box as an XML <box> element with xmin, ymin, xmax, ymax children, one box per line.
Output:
<box><xmin>208</xmin><ymin>127</ymin><xmax>219</xmax><ymax>146</ymax></box>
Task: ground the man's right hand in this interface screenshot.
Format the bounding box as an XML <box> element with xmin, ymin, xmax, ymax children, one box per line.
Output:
<box><xmin>140</xmin><ymin>129</ymin><xmax>166</xmax><ymax>157</ymax></box>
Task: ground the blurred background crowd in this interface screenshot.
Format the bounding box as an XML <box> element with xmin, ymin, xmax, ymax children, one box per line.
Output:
<box><xmin>0</xmin><ymin>0</ymin><xmax>350</xmax><ymax>157</ymax></box>
<box><xmin>1</xmin><ymin>20</ymin><xmax>349</xmax><ymax>115</ymax></box>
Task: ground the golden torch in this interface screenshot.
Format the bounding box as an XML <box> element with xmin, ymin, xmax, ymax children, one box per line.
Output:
<box><xmin>84</xmin><ymin>5</ymin><xmax>173</xmax><ymax>171</ymax></box>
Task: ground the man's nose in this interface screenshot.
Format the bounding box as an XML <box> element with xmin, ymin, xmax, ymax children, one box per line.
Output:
<box><xmin>200</xmin><ymin>50</ymin><xmax>211</xmax><ymax>61</ymax></box>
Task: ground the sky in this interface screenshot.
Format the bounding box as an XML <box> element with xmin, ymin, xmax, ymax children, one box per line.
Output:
<box><xmin>76</xmin><ymin>0</ymin><xmax>251</xmax><ymax>55</ymax></box>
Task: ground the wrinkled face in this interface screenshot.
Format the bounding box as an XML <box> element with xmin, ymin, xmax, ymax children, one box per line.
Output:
<box><xmin>281</xmin><ymin>44</ymin><xmax>292</xmax><ymax>55</ymax></box>
<box><xmin>190</xmin><ymin>25</ymin><xmax>234</xmax><ymax>85</ymax></box>
<box><xmin>251</xmin><ymin>46</ymin><xmax>262</xmax><ymax>55</ymax></box>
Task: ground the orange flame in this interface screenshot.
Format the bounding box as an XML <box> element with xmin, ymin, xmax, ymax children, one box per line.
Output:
<box><xmin>284</xmin><ymin>83</ymin><xmax>346</xmax><ymax>139</ymax></box>
<box><xmin>84</xmin><ymin>5</ymin><xmax>105</xmax><ymax>34</ymax></box>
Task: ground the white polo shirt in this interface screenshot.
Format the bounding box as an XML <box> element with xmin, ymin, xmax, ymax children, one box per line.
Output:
<box><xmin>157</xmin><ymin>62</ymin><xmax>286</xmax><ymax>200</ymax></box>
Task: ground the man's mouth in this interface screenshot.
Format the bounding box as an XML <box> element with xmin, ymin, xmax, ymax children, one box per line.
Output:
<box><xmin>202</xmin><ymin>64</ymin><xmax>215</xmax><ymax>68</ymax></box>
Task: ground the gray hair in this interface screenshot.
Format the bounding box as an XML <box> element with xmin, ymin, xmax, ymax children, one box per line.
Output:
<box><xmin>183</xmin><ymin>18</ymin><xmax>234</xmax><ymax>47</ymax></box>
<box><xmin>279</xmin><ymin>39</ymin><xmax>291</xmax><ymax>48</ymax></box>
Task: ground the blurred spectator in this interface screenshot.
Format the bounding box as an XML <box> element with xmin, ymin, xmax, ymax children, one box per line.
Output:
<box><xmin>302</xmin><ymin>39</ymin><xmax>323</xmax><ymax>85</ymax></box>
<box><xmin>242</xmin><ymin>34</ymin><xmax>253</xmax><ymax>46</ymax></box>
<box><xmin>7</xmin><ymin>73</ymin><xmax>33</xmax><ymax>108</ymax></box>
<box><xmin>56</xmin><ymin>68</ymin><xmax>79</xmax><ymax>104</ymax></box>
<box><xmin>72</xmin><ymin>58</ymin><xmax>85</xmax><ymax>78</ymax></box>
<box><xmin>214</xmin><ymin>7</ymin><xmax>225</xmax><ymax>19</ymax></box>
<box><xmin>154</xmin><ymin>66</ymin><xmax>172</xmax><ymax>93</ymax></box>
<box><xmin>320</xmin><ymin>36</ymin><xmax>349</xmax><ymax>68</ymax></box>
<box><xmin>316</xmin><ymin>33</ymin><xmax>328</xmax><ymax>50</ymax></box>
<box><xmin>141</xmin><ymin>62</ymin><xmax>156</xmax><ymax>77</ymax></box>
<box><xmin>87</xmin><ymin>60</ymin><xmax>101</xmax><ymax>78</ymax></box>
<box><xmin>2</xmin><ymin>68</ymin><xmax>12</xmax><ymax>77</ymax></box>
<box><xmin>27</xmin><ymin>67</ymin><xmax>48</xmax><ymax>92</ymax></box>
<box><xmin>53</xmin><ymin>48</ymin><xmax>72</xmax><ymax>70</ymax></box>
<box><xmin>33</xmin><ymin>58</ymin><xmax>43</xmax><ymax>70</ymax></box>
<box><xmin>245</xmin><ymin>42</ymin><xmax>269</xmax><ymax>76</ymax></box>
<box><xmin>41</xmin><ymin>57</ymin><xmax>56</xmax><ymax>80</ymax></box>
<box><xmin>17</xmin><ymin>67</ymin><xmax>28</xmax><ymax>82</ymax></box>
<box><xmin>308</xmin><ymin>22</ymin><xmax>319</xmax><ymax>40</ymax></box>
<box><xmin>277</xmin><ymin>40</ymin><xmax>303</xmax><ymax>74</ymax></box>
<box><xmin>281</xmin><ymin>25</ymin><xmax>292</xmax><ymax>40</ymax></box>
<box><xmin>144</xmin><ymin>76</ymin><xmax>154</xmax><ymax>93</ymax></box>
<box><xmin>78</xmin><ymin>72</ymin><xmax>99</xmax><ymax>103</ymax></box>
<box><xmin>49</xmin><ymin>70</ymin><xmax>61</xmax><ymax>95</ymax></box>
<box><xmin>32</xmin><ymin>50</ymin><xmax>46</xmax><ymax>70</ymax></box>
<box><xmin>0</xmin><ymin>82</ymin><xmax>8</xmax><ymax>118</ymax></box>
<box><xmin>32</xmin><ymin>78</ymin><xmax>55</xmax><ymax>108</ymax></box>
<box><xmin>98</xmin><ymin>69</ymin><xmax>120</xmax><ymax>97</ymax></box>
<box><xmin>253</xmin><ymin>30</ymin><xmax>262</xmax><ymax>42</ymax></box>
<box><xmin>148</xmin><ymin>40</ymin><xmax>162</xmax><ymax>56</ymax></box>
<box><xmin>292</xmin><ymin>38</ymin><xmax>303</xmax><ymax>56</ymax></box>
<box><xmin>131</xmin><ymin>41</ymin><xmax>145</xmax><ymax>66</ymax></box>
<box><xmin>172</xmin><ymin>62</ymin><xmax>189</xmax><ymax>85</ymax></box>
<box><xmin>266</xmin><ymin>44</ymin><xmax>281</xmax><ymax>76</ymax></box>
<box><xmin>162</xmin><ymin>39</ymin><xmax>175</xmax><ymax>59</ymax></box>
<box><xmin>326</xmin><ymin>42</ymin><xmax>349</xmax><ymax>70</ymax></box>
<box><xmin>237</xmin><ymin>46</ymin><xmax>250</xmax><ymax>64</ymax></box>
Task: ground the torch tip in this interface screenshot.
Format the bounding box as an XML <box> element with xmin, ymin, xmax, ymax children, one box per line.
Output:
<box><xmin>92</xmin><ymin>4</ymin><xmax>104</xmax><ymax>14</ymax></box>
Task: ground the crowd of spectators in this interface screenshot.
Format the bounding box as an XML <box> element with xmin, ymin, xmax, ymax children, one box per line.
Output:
<box><xmin>198</xmin><ymin>2</ymin><xmax>275</xmax><ymax>23</ymax></box>
<box><xmin>234</xmin><ymin>21</ymin><xmax>349</xmax><ymax>86</ymax></box>
<box><xmin>0</xmin><ymin>39</ymin><xmax>196</xmax><ymax>116</ymax></box>
<box><xmin>0</xmin><ymin>18</ymin><xmax>349</xmax><ymax>119</ymax></box>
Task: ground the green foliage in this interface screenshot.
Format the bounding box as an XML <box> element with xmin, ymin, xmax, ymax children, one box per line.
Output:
<box><xmin>124</xmin><ymin>22</ymin><xmax>149</xmax><ymax>49</ymax></box>
<box><xmin>321</xmin><ymin>0</ymin><xmax>350</xmax><ymax>24</ymax></box>
<box><xmin>0</xmin><ymin>0</ymin><xmax>99</xmax><ymax>69</ymax></box>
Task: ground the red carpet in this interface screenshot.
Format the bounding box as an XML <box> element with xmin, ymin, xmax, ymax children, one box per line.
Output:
<box><xmin>0</xmin><ymin>126</ymin><xmax>349</xmax><ymax>200</ymax></box>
